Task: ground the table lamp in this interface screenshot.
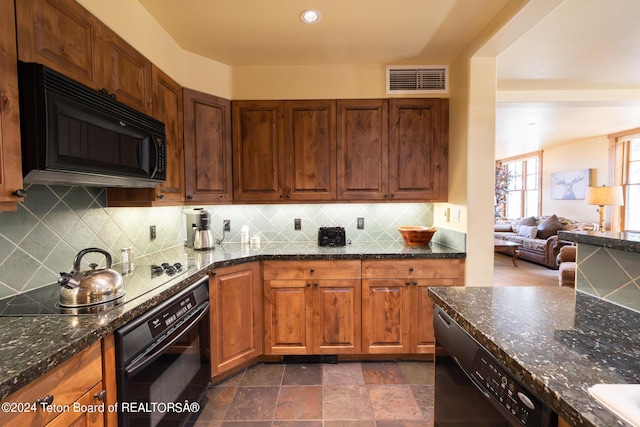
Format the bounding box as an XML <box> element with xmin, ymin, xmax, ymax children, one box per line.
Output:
<box><xmin>585</xmin><ymin>185</ymin><xmax>624</xmax><ymax>231</ymax></box>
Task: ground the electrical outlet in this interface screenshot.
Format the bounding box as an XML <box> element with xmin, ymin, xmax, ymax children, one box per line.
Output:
<box><xmin>451</xmin><ymin>208</ymin><xmax>460</xmax><ymax>223</ymax></box>
<box><xmin>223</xmin><ymin>220</ymin><xmax>231</xmax><ymax>232</ymax></box>
<box><xmin>357</xmin><ymin>217</ymin><xmax>364</xmax><ymax>229</ymax></box>
<box><xmin>150</xmin><ymin>225</ymin><xmax>157</xmax><ymax>240</ymax></box>
<box><xmin>294</xmin><ymin>218</ymin><xmax>301</xmax><ymax>230</ymax></box>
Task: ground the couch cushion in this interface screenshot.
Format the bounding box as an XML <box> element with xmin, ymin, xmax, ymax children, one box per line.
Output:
<box><xmin>518</xmin><ymin>225</ymin><xmax>538</xmax><ymax>239</ymax></box>
<box><xmin>537</xmin><ymin>214</ymin><xmax>564</xmax><ymax>239</ymax></box>
<box><xmin>511</xmin><ymin>216</ymin><xmax>536</xmax><ymax>232</ymax></box>
<box><xmin>495</xmin><ymin>223</ymin><xmax>513</xmax><ymax>232</ymax></box>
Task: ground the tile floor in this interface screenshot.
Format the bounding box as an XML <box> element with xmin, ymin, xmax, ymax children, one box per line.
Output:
<box><xmin>194</xmin><ymin>361</ymin><xmax>435</xmax><ymax>426</ymax></box>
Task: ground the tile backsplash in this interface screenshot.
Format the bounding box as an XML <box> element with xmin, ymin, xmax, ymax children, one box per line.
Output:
<box><xmin>576</xmin><ymin>244</ymin><xmax>640</xmax><ymax>312</ymax></box>
<box><xmin>0</xmin><ymin>184</ymin><xmax>462</xmax><ymax>299</ymax></box>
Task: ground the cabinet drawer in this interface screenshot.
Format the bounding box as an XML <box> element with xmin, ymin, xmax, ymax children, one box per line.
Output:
<box><xmin>0</xmin><ymin>341</ymin><xmax>102</xmax><ymax>426</ymax></box>
<box><xmin>263</xmin><ymin>260</ymin><xmax>361</xmax><ymax>280</ymax></box>
<box><xmin>362</xmin><ymin>259</ymin><xmax>462</xmax><ymax>279</ymax></box>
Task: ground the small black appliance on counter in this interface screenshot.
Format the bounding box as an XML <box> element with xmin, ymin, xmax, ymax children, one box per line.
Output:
<box><xmin>318</xmin><ymin>226</ymin><xmax>346</xmax><ymax>247</ymax></box>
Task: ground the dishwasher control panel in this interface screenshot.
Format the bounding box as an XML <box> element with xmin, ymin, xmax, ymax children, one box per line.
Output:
<box><xmin>473</xmin><ymin>352</ymin><xmax>543</xmax><ymax>426</ymax></box>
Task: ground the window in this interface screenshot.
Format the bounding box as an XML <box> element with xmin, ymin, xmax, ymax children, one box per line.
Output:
<box><xmin>621</xmin><ymin>137</ymin><xmax>640</xmax><ymax>231</ymax></box>
<box><xmin>496</xmin><ymin>152</ymin><xmax>541</xmax><ymax>219</ymax></box>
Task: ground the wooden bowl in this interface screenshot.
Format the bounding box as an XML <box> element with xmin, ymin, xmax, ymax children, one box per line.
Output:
<box><xmin>398</xmin><ymin>226</ymin><xmax>437</xmax><ymax>247</ymax></box>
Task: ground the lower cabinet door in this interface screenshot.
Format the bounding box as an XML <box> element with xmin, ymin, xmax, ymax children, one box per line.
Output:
<box><xmin>264</xmin><ymin>279</ymin><xmax>312</xmax><ymax>355</ymax></box>
<box><xmin>210</xmin><ymin>263</ymin><xmax>263</xmax><ymax>375</ymax></box>
<box><xmin>46</xmin><ymin>382</ymin><xmax>105</xmax><ymax>427</ymax></box>
<box><xmin>361</xmin><ymin>279</ymin><xmax>411</xmax><ymax>354</ymax></box>
<box><xmin>313</xmin><ymin>279</ymin><xmax>361</xmax><ymax>354</ymax></box>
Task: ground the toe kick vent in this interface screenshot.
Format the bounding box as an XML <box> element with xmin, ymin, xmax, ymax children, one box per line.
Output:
<box><xmin>386</xmin><ymin>65</ymin><xmax>448</xmax><ymax>94</ymax></box>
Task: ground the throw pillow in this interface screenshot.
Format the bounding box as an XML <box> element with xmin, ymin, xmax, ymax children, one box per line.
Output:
<box><xmin>511</xmin><ymin>216</ymin><xmax>537</xmax><ymax>232</ymax></box>
<box><xmin>537</xmin><ymin>214</ymin><xmax>564</xmax><ymax>239</ymax></box>
<box><xmin>518</xmin><ymin>225</ymin><xmax>538</xmax><ymax>239</ymax></box>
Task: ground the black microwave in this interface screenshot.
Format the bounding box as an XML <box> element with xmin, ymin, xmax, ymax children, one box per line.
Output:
<box><xmin>18</xmin><ymin>62</ymin><xmax>166</xmax><ymax>188</ymax></box>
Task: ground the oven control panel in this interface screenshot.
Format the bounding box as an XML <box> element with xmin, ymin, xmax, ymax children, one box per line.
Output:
<box><xmin>473</xmin><ymin>353</ymin><xmax>543</xmax><ymax>426</ymax></box>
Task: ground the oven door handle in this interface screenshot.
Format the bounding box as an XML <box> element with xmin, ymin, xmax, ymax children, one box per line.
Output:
<box><xmin>125</xmin><ymin>303</ymin><xmax>209</xmax><ymax>378</ymax></box>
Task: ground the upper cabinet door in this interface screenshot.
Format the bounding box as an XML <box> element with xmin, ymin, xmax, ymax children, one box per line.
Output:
<box><xmin>389</xmin><ymin>98</ymin><xmax>448</xmax><ymax>201</ymax></box>
<box><xmin>232</xmin><ymin>100</ymin><xmax>285</xmax><ymax>201</ymax></box>
<box><xmin>0</xmin><ymin>0</ymin><xmax>25</xmax><ymax>211</ymax></box>
<box><xmin>337</xmin><ymin>99</ymin><xmax>389</xmax><ymax>200</ymax></box>
<box><xmin>152</xmin><ymin>66</ymin><xmax>184</xmax><ymax>203</ymax></box>
<box><xmin>15</xmin><ymin>0</ymin><xmax>104</xmax><ymax>89</ymax></box>
<box><xmin>284</xmin><ymin>100</ymin><xmax>336</xmax><ymax>201</ymax></box>
<box><xmin>184</xmin><ymin>89</ymin><xmax>232</xmax><ymax>204</ymax></box>
<box><xmin>102</xmin><ymin>26</ymin><xmax>152</xmax><ymax>114</ymax></box>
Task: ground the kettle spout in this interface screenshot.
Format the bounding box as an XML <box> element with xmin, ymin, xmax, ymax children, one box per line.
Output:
<box><xmin>58</xmin><ymin>271</ymin><xmax>79</xmax><ymax>289</ymax></box>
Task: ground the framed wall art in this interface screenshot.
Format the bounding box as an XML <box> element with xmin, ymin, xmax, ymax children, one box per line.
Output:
<box><xmin>550</xmin><ymin>169</ymin><xmax>590</xmax><ymax>200</ymax></box>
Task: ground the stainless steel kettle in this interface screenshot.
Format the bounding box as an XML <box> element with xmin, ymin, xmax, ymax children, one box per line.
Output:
<box><xmin>58</xmin><ymin>248</ymin><xmax>125</xmax><ymax>307</ymax></box>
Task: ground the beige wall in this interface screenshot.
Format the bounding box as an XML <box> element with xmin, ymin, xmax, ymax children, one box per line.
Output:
<box><xmin>542</xmin><ymin>136</ymin><xmax>609</xmax><ymax>223</ymax></box>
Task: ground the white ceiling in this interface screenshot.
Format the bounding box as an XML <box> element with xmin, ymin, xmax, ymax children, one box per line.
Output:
<box><xmin>137</xmin><ymin>0</ymin><xmax>640</xmax><ymax>160</ymax></box>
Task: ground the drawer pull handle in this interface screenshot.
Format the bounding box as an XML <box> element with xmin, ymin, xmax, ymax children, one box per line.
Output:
<box><xmin>36</xmin><ymin>394</ymin><xmax>54</xmax><ymax>408</ymax></box>
<box><xmin>94</xmin><ymin>390</ymin><xmax>107</xmax><ymax>402</ymax></box>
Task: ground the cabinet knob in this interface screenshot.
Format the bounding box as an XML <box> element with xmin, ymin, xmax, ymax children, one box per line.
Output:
<box><xmin>157</xmin><ymin>194</ymin><xmax>164</xmax><ymax>199</ymax></box>
<box><xmin>36</xmin><ymin>394</ymin><xmax>54</xmax><ymax>408</ymax></box>
<box><xmin>306</xmin><ymin>282</ymin><xmax>311</xmax><ymax>287</ymax></box>
<box><xmin>187</xmin><ymin>195</ymin><xmax>193</xmax><ymax>200</ymax></box>
<box><xmin>409</xmin><ymin>267</ymin><xmax>414</xmax><ymax>272</ymax></box>
<box><xmin>59</xmin><ymin>45</ymin><xmax>65</xmax><ymax>52</ymax></box>
<box><xmin>310</xmin><ymin>268</ymin><xmax>315</xmax><ymax>274</ymax></box>
<box><xmin>413</xmin><ymin>281</ymin><xmax>418</xmax><ymax>286</ymax></box>
<box><xmin>12</xmin><ymin>189</ymin><xmax>26</xmax><ymax>198</ymax></box>
<box><xmin>94</xmin><ymin>390</ymin><xmax>107</xmax><ymax>402</ymax></box>
<box><xmin>384</xmin><ymin>194</ymin><xmax>389</xmax><ymax>198</ymax></box>
<box><xmin>406</xmin><ymin>281</ymin><xmax>411</xmax><ymax>286</ymax></box>
<box><xmin>390</xmin><ymin>194</ymin><xmax>395</xmax><ymax>198</ymax></box>
<box><xmin>314</xmin><ymin>282</ymin><xmax>318</xmax><ymax>287</ymax></box>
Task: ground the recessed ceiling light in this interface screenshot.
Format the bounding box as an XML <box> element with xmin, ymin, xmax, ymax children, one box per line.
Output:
<box><xmin>301</xmin><ymin>9</ymin><xmax>321</xmax><ymax>24</ymax></box>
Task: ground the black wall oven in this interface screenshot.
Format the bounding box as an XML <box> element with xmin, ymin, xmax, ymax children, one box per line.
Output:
<box><xmin>115</xmin><ymin>276</ymin><xmax>211</xmax><ymax>427</ymax></box>
<box><xmin>433</xmin><ymin>305</ymin><xmax>557</xmax><ymax>427</ymax></box>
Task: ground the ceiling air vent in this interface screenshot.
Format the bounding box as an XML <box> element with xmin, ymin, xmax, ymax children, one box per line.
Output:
<box><xmin>386</xmin><ymin>65</ymin><xmax>448</xmax><ymax>95</ymax></box>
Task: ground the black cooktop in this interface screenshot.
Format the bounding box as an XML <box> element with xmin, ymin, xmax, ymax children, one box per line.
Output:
<box><xmin>0</xmin><ymin>262</ymin><xmax>188</xmax><ymax>316</ymax></box>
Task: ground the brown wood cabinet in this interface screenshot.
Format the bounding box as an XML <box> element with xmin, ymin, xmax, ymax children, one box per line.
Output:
<box><xmin>337</xmin><ymin>99</ymin><xmax>389</xmax><ymax>200</ymax></box>
<box><xmin>184</xmin><ymin>89</ymin><xmax>233</xmax><ymax>204</ymax></box>
<box><xmin>232</xmin><ymin>100</ymin><xmax>285</xmax><ymax>201</ymax></box>
<box><xmin>361</xmin><ymin>259</ymin><xmax>463</xmax><ymax>354</ymax></box>
<box><xmin>232</xmin><ymin>100</ymin><xmax>336</xmax><ymax>201</ymax></box>
<box><xmin>101</xmin><ymin>26</ymin><xmax>152</xmax><ymax>114</ymax></box>
<box><xmin>285</xmin><ymin>100</ymin><xmax>336</xmax><ymax>201</ymax></box>
<box><xmin>0</xmin><ymin>0</ymin><xmax>25</xmax><ymax>211</ymax></box>
<box><xmin>16</xmin><ymin>0</ymin><xmax>152</xmax><ymax>114</ymax></box>
<box><xmin>263</xmin><ymin>260</ymin><xmax>361</xmax><ymax>355</ymax></box>
<box><xmin>107</xmin><ymin>65</ymin><xmax>185</xmax><ymax>206</ymax></box>
<box><xmin>0</xmin><ymin>341</ymin><xmax>105</xmax><ymax>427</ymax></box>
<box><xmin>209</xmin><ymin>263</ymin><xmax>262</xmax><ymax>376</ymax></box>
<box><xmin>389</xmin><ymin>98</ymin><xmax>448</xmax><ymax>201</ymax></box>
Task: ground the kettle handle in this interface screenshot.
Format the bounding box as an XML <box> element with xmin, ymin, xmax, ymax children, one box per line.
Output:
<box><xmin>73</xmin><ymin>248</ymin><xmax>112</xmax><ymax>271</ymax></box>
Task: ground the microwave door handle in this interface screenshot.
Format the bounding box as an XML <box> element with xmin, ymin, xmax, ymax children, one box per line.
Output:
<box><xmin>137</xmin><ymin>137</ymin><xmax>158</xmax><ymax>177</ymax></box>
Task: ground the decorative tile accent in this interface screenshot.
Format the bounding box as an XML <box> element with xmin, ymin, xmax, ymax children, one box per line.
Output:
<box><xmin>576</xmin><ymin>245</ymin><xmax>640</xmax><ymax>312</ymax></box>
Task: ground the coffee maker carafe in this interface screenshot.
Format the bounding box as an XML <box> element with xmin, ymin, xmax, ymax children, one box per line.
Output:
<box><xmin>185</xmin><ymin>209</ymin><xmax>214</xmax><ymax>250</ymax></box>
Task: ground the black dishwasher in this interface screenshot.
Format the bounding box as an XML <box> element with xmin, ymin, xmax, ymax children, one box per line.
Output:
<box><xmin>433</xmin><ymin>305</ymin><xmax>556</xmax><ymax>427</ymax></box>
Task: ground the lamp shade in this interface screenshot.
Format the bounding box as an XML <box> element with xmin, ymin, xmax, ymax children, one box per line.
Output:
<box><xmin>585</xmin><ymin>186</ymin><xmax>624</xmax><ymax>206</ymax></box>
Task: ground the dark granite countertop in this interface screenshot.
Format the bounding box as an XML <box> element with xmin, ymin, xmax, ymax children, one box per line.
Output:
<box><xmin>559</xmin><ymin>230</ymin><xmax>640</xmax><ymax>253</ymax></box>
<box><xmin>428</xmin><ymin>286</ymin><xmax>640</xmax><ymax>427</ymax></box>
<box><xmin>0</xmin><ymin>241</ymin><xmax>463</xmax><ymax>401</ymax></box>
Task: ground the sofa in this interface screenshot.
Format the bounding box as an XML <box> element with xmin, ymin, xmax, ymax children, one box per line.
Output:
<box><xmin>557</xmin><ymin>245</ymin><xmax>577</xmax><ymax>287</ymax></box>
<box><xmin>494</xmin><ymin>215</ymin><xmax>594</xmax><ymax>269</ymax></box>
